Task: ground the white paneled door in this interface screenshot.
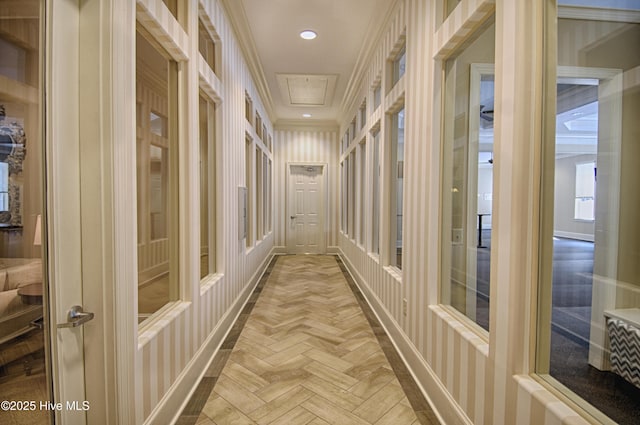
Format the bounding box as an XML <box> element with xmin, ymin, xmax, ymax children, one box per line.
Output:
<box><xmin>287</xmin><ymin>164</ymin><xmax>326</xmax><ymax>254</ymax></box>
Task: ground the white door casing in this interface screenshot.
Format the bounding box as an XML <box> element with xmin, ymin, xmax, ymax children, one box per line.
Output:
<box><xmin>47</xmin><ymin>0</ymin><xmax>88</xmax><ymax>423</ymax></box>
<box><xmin>46</xmin><ymin>1</ymin><xmax>135</xmax><ymax>423</ymax></box>
<box><xmin>287</xmin><ymin>164</ymin><xmax>327</xmax><ymax>254</ymax></box>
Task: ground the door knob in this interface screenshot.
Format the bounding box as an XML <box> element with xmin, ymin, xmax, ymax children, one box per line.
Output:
<box><xmin>57</xmin><ymin>305</ymin><xmax>95</xmax><ymax>328</ymax></box>
<box><xmin>290</xmin><ymin>215</ymin><xmax>296</xmax><ymax>219</ymax></box>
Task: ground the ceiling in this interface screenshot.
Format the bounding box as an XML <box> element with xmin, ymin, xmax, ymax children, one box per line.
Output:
<box><xmin>222</xmin><ymin>0</ymin><xmax>397</xmax><ymax>125</ymax></box>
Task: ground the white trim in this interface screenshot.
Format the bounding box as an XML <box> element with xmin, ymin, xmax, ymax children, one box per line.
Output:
<box><xmin>553</xmin><ymin>231</ymin><xmax>594</xmax><ymax>242</ymax></box>
<box><xmin>286</xmin><ymin>162</ymin><xmax>329</xmax><ymax>254</ymax></box>
<box><xmin>113</xmin><ymin>5</ymin><xmax>140</xmax><ymax>424</ymax></box>
<box><xmin>47</xmin><ymin>0</ymin><xmax>87</xmax><ymax>422</ymax></box>
<box><xmin>558</xmin><ymin>5</ymin><xmax>640</xmax><ymax>22</ymax></box>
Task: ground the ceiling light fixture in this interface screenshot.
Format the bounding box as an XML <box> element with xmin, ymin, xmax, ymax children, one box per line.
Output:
<box><xmin>302</xmin><ymin>113</ymin><xmax>312</xmax><ymax>118</ymax></box>
<box><xmin>300</xmin><ymin>30</ymin><xmax>317</xmax><ymax>40</ymax></box>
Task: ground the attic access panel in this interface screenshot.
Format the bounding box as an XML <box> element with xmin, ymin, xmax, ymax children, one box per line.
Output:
<box><xmin>276</xmin><ymin>74</ymin><xmax>338</xmax><ymax>107</ymax></box>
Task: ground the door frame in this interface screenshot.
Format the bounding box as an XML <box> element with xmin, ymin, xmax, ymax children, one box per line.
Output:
<box><xmin>46</xmin><ymin>0</ymin><xmax>136</xmax><ymax>423</ymax></box>
<box><xmin>557</xmin><ymin>67</ymin><xmax>622</xmax><ymax>371</ymax></box>
<box><xmin>536</xmin><ymin>66</ymin><xmax>623</xmax><ymax>375</ymax></box>
<box><xmin>46</xmin><ymin>0</ymin><xmax>89</xmax><ymax>423</ymax></box>
<box><xmin>286</xmin><ymin>162</ymin><xmax>328</xmax><ymax>254</ymax></box>
<box><xmin>465</xmin><ymin>63</ymin><xmax>495</xmax><ymax>322</ymax></box>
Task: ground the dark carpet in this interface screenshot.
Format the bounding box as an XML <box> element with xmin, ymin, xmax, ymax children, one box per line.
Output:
<box><xmin>476</xmin><ymin>232</ymin><xmax>640</xmax><ymax>424</ymax></box>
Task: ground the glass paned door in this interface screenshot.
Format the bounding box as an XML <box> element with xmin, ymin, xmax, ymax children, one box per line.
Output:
<box><xmin>0</xmin><ymin>1</ymin><xmax>53</xmax><ymax>423</ymax></box>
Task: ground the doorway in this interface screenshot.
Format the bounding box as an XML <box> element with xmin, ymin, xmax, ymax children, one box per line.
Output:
<box><xmin>0</xmin><ymin>1</ymin><xmax>108</xmax><ymax>424</ymax></box>
<box><xmin>286</xmin><ymin>164</ymin><xmax>327</xmax><ymax>254</ymax></box>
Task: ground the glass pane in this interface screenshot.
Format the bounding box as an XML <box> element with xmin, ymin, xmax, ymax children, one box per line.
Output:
<box><xmin>245</xmin><ymin>139</ymin><xmax>253</xmax><ymax>247</ymax></box>
<box><xmin>263</xmin><ymin>153</ymin><xmax>268</xmax><ymax>235</ymax></box>
<box><xmin>349</xmin><ymin>151</ymin><xmax>355</xmax><ymax>238</ymax></box>
<box><xmin>444</xmin><ymin>0</ymin><xmax>461</xmax><ymax>20</ymax></box>
<box><xmin>372</xmin><ymin>130</ymin><xmax>380</xmax><ymax>254</ymax></box>
<box><xmin>256</xmin><ymin>147</ymin><xmax>263</xmax><ymax>240</ymax></box>
<box><xmin>393</xmin><ymin>47</ymin><xmax>406</xmax><ymax>86</ymax></box>
<box><xmin>441</xmin><ymin>21</ymin><xmax>495</xmax><ymax>331</ymax></box>
<box><xmin>245</xmin><ymin>95</ymin><xmax>252</xmax><ymax>123</ymax></box>
<box><xmin>199</xmin><ymin>19</ymin><xmax>216</xmax><ymax>73</ymax></box>
<box><xmin>149</xmin><ymin>144</ymin><xmax>167</xmax><ymax>240</ymax></box>
<box><xmin>268</xmin><ymin>159</ymin><xmax>272</xmax><ymax>232</ymax></box>
<box><xmin>359</xmin><ymin>141</ymin><xmax>366</xmax><ymax>246</ymax></box>
<box><xmin>391</xmin><ymin>109</ymin><xmax>405</xmax><ymax>269</ymax></box>
<box><xmin>345</xmin><ymin>160</ymin><xmax>349</xmax><ymax>235</ymax></box>
<box><xmin>373</xmin><ymin>84</ymin><xmax>381</xmax><ymax>110</ymax></box>
<box><xmin>0</xmin><ymin>162</ymin><xmax>8</xmax><ymax>211</ymax></box>
<box><xmin>162</xmin><ymin>0</ymin><xmax>178</xmax><ymax>21</ymax></box>
<box><xmin>540</xmin><ymin>6</ymin><xmax>640</xmax><ymax>423</ymax></box>
<box><xmin>0</xmin><ymin>1</ymin><xmax>50</xmax><ymax>422</ymax></box>
<box><xmin>150</xmin><ymin>111</ymin><xmax>166</xmax><ymax>137</ymax></box>
<box><xmin>341</xmin><ymin>162</ymin><xmax>346</xmax><ymax>232</ymax></box>
<box><xmin>199</xmin><ymin>95</ymin><xmax>209</xmax><ymax>279</ymax></box>
<box><xmin>136</xmin><ymin>30</ymin><xmax>178</xmax><ymax>322</ymax></box>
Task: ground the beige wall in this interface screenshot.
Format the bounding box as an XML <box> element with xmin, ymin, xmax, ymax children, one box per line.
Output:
<box><xmin>273</xmin><ymin>128</ymin><xmax>339</xmax><ymax>251</ymax></box>
<box><xmin>617</xmin><ymin>78</ymin><xmax>640</xmax><ymax>289</ymax></box>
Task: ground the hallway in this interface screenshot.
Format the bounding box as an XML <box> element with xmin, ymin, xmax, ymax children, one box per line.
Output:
<box><xmin>179</xmin><ymin>255</ymin><xmax>438</xmax><ymax>425</ymax></box>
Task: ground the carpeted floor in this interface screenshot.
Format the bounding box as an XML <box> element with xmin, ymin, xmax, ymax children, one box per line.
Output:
<box><xmin>0</xmin><ymin>329</ymin><xmax>51</xmax><ymax>425</ymax></box>
<box><xmin>476</xmin><ymin>232</ymin><xmax>640</xmax><ymax>424</ymax></box>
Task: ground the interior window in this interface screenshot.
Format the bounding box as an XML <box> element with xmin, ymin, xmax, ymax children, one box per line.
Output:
<box><xmin>198</xmin><ymin>19</ymin><xmax>216</xmax><ymax>74</ymax></box>
<box><xmin>390</xmin><ymin>108</ymin><xmax>405</xmax><ymax>270</ymax></box>
<box><xmin>136</xmin><ymin>29</ymin><xmax>179</xmax><ymax>323</ymax></box>
<box><xmin>199</xmin><ymin>94</ymin><xmax>216</xmax><ymax>279</ymax></box>
<box><xmin>441</xmin><ymin>20</ymin><xmax>495</xmax><ymax>332</ymax></box>
<box><xmin>537</xmin><ymin>5</ymin><xmax>640</xmax><ymax>423</ymax></box>
<box><xmin>371</xmin><ymin>129</ymin><xmax>380</xmax><ymax>255</ymax></box>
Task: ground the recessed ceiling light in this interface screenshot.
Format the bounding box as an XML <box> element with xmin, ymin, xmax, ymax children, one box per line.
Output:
<box><xmin>300</xmin><ymin>30</ymin><xmax>317</xmax><ymax>40</ymax></box>
<box><xmin>302</xmin><ymin>113</ymin><xmax>312</xmax><ymax>118</ymax></box>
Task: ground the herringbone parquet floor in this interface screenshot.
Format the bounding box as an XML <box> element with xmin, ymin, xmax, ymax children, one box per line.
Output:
<box><xmin>189</xmin><ymin>255</ymin><xmax>437</xmax><ymax>425</ymax></box>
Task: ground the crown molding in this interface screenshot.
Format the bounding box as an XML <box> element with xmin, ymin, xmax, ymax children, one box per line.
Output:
<box><xmin>220</xmin><ymin>0</ymin><xmax>277</xmax><ymax>123</ymax></box>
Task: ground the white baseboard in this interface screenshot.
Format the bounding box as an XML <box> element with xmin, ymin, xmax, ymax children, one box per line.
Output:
<box><xmin>338</xmin><ymin>250</ymin><xmax>472</xmax><ymax>425</ymax></box>
<box><xmin>554</xmin><ymin>231</ymin><xmax>594</xmax><ymax>242</ymax></box>
<box><xmin>273</xmin><ymin>246</ymin><xmax>288</xmax><ymax>254</ymax></box>
<box><xmin>273</xmin><ymin>245</ymin><xmax>340</xmax><ymax>255</ymax></box>
<box><xmin>144</xmin><ymin>251</ymin><xmax>275</xmax><ymax>425</ymax></box>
